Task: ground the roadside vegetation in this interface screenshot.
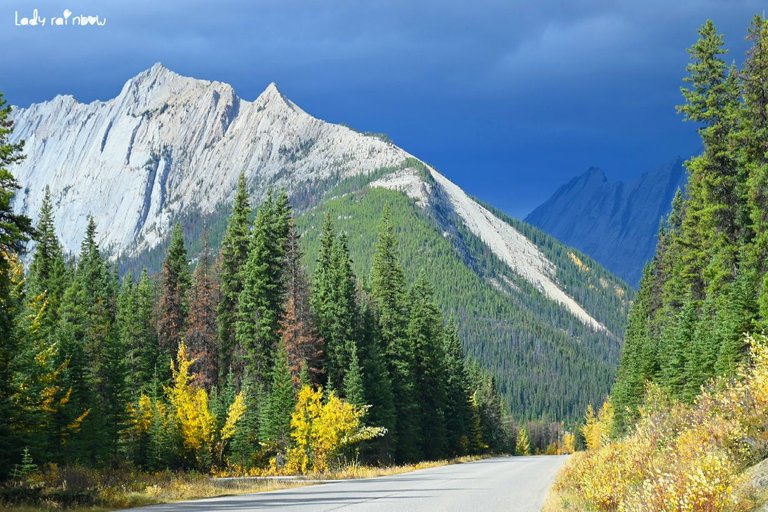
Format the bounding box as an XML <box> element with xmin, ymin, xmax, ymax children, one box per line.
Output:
<box><xmin>546</xmin><ymin>335</ymin><xmax>768</xmax><ymax>511</ymax></box>
<box><xmin>547</xmin><ymin>14</ymin><xmax>768</xmax><ymax>512</ymax></box>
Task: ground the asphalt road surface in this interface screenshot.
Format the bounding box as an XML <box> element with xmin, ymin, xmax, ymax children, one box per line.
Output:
<box><xmin>129</xmin><ymin>456</ymin><xmax>567</xmax><ymax>512</ymax></box>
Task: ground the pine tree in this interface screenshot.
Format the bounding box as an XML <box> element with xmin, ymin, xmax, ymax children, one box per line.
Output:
<box><xmin>217</xmin><ymin>174</ymin><xmax>252</xmax><ymax>384</ymax></box>
<box><xmin>370</xmin><ymin>208</ymin><xmax>420</xmax><ymax>462</ymax></box>
<box><xmin>25</xmin><ymin>187</ymin><xmax>67</xmax><ymax>338</ymax></box>
<box><xmin>407</xmin><ymin>273</ymin><xmax>447</xmax><ymax>459</ymax></box>
<box><xmin>677</xmin><ymin>20</ymin><xmax>742</xmax><ymax>298</ymax></box>
<box><xmin>741</xmin><ymin>16</ymin><xmax>768</xmax><ymax>329</ymax></box>
<box><xmin>713</xmin><ymin>274</ymin><xmax>754</xmax><ymax>376</ymax></box>
<box><xmin>356</xmin><ymin>291</ymin><xmax>396</xmax><ymax>461</ymax></box>
<box><xmin>612</xmin><ymin>264</ymin><xmax>658</xmax><ymax>432</ymax></box>
<box><xmin>228</xmin><ymin>369</ymin><xmax>261</xmax><ymax>468</ymax></box>
<box><xmin>343</xmin><ymin>345</ymin><xmax>365</xmax><ymax>408</ymax></box>
<box><xmin>157</xmin><ymin>224</ymin><xmax>191</xmax><ymax>371</ymax></box>
<box><xmin>467</xmin><ymin>361</ymin><xmax>506</xmax><ymax>452</ymax></box>
<box><xmin>443</xmin><ymin>319</ymin><xmax>473</xmax><ymax>456</ymax></box>
<box><xmin>11</xmin><ymin>283</ymin><xmax>71</xmax><ymax>464</ymax></box>
<box><xmin>0</xmin><ymin>93</ymin><xmax>35</xmax><ymax>477</ymax></box>
<box><xmin>0</xmin><ymin>93</ymin><xmax>33</xmax><ymax>259</ymax></box>
<box><xmin>311</xmin><ymin>213</ymin><xmax>336</xmax><ymax>332</ymax></box>
<box><xmin>185</xmin><ymin>235</ymin><xmax>220</xmax><ymax>388</ymax></box>
<box><xmin>259</xmin><ymin>341</ymin><xmax>295</xmax><ymax>458</ymax></box>
<box><xmin>659</xmin><ymin>298</ymin><xmax>696</xmax><ymax>398</ymax></box>
<box><xmin>280</xmin><ymin>219</ymin><xmax>324</xmax><ymax>387</ymax></box>
<box><xmin>56</xmin><ymin>218</ymin><xmax>123</xmax><ymax>463</ymax></box>
<box><xmin>131</xmin><ymin>270</ymin><xmax>160</xmax><ymax>394</ymax></box>
<box><xmin>311</xmin><ymin>216</ymin><xmax>356</xmax><ymax>390</ymax></box>
<box><xmin>236</xmin><ymin>191</ymin><xmax>291</xmax><ymax>387</ymax></box>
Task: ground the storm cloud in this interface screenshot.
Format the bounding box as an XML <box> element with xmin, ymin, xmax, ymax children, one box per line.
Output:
<box><xmin>1</xmin><ymin>0</ymin><xmax>762</xmax><ymax>215</ymax></box>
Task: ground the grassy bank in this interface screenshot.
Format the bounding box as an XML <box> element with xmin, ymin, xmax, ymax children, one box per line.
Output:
<box><xmin>543</xmin><ymin>336</ymin><xmax>768</xmax><ymax>511</ymax></box>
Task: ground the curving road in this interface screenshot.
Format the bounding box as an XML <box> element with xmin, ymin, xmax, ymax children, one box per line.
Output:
<box><xmin>128</xmin><ymin>456</ymin><xmax>567</xmax><ymax>512</ymax></box>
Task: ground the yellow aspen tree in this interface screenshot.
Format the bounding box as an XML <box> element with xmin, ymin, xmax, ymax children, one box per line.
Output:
<box><xmin>215</xmin><ymin>391</ymin><xmax>246</xmax><ymax>464</ymax></box>
<box><xmin>168</xmin><ymin>341</ymin><xmax>215</xmax><ymax>463</ymax></box>
<box><xmin>287</xmin><ymin>386</ymin><xmax>383</xmax><ymax>474</ymax></box>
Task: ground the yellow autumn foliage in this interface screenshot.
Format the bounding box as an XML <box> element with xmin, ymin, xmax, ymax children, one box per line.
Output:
<box><xmin>168</xmin><ymin>342</ymin><xmax>215</xmax><ymax>456</ymax></box>
<box><xmin>549</xmin><ymin>335</ymin><xmax>768</xmax><ymax>512</ymax></box>
<box><xmin>582</xmin><ymin>399</ymin><xmax>614</xmax><ymax>451</ymax></box>
<box><xmin>286</xmin><ymin>386</ymin><xmax>385</xmax><ymax>474</ymax></box>
<box><xmin>128</xmin><ymin>343</ymin><xmax>249</xmax><ymax>468</ymax></box>
<box><xmin>220</xmin><ymin>391</ymin><xmax>246</xmax><ymax>443</ymax></box>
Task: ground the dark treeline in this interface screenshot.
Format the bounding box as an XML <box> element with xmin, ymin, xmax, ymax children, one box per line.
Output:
<box><xmin>0</xmin><ymin>126</ymin><xmax>513</xmax><ymax>477</ymax></box>
<box><xmin>612</xmin><ymin>16</ymin><xmax>768</xmax><ymax>432</ymax></box>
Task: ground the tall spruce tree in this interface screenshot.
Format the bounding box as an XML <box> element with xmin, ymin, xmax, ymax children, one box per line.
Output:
<box><xmin>370</xmin><ymin>208</ymin><xmax>420</xmax><ymax>462</ymax></box>
<box><xmin>259</xmin><ymin>341</ymin><xmax>295</xmax><ymax>457</ymax></box>
<box><xmin>122</xmin><ymin>269</ymin><xmax>159</xmax><ymax>395</ymax></box>
<box><xmin>407</xmin><ymin>273</ymin><xmax>447</xmax><ymax>460</ymax></box>
<box><xmin>443</xmin><ymin>319</ymin><xmax>473</xmax><ymax>456</ymax></box>
<box><xmin>343</xmin><ymin>344</ymin><xmax>365</xmax><ymax>408</ymax></box>
<box><xmin>157</xmin><ymin>224</ymin><xmax>191</xmax><ymax>373</ymax></box>
<box><xmin>0</xmin><ymin>92</ymin><xmax>34</xmax><ymax>478</ymax></box>
<box><xmin>311</xmin><ymin>215</ymin><xmax>356</xmax><ymax>390</ymax></box>
<box><xmin>237</xmin><ymin>190</ymin><xmax>291</xmax><ymax>386</ymax></box>
<box><xmin>612</xmin><ymin>18</ymin><xmax>768</xmax><ymax>434</ymax></box>
<box><xmin>356</xmin><ymin>291</ymin><xmax>396</xmax><ymax>461</ymax></box>
<box><xmin>741</xmin><ymin>16</ymin><xmax>768</xmax><ymax>328</ymax></box>
<box><xmin>26</xmin><ymin>187</ymin><xmax>67</xmax><ymax>337</ymax></box>
<box><xmin>217</xmin><ymin>174</ymin><xmax>251</xmax><ymax>383</ymax></box>
<box><xmin>57</xmin><ymin>218</ymin><xmax>124</xmax><ymax>463</ymax></box>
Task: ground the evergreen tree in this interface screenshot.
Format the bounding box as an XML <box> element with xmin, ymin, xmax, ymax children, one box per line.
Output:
<box><xmin>25</xmin><ymin>187</ymin><xmax>67</xmax><ymax>338</ymax></box>
<box><xmin>443</xmin><ymin>319</ymin><xmax>473</xmax><ymax>456</ymax></box>
<box><xmin>280</xmin><ymin>219</ymin><xmax>323</xmax><ymax>387</ymax></box>
<box><xmin>0</xmin><ymin>93</ymin><xmax>33</xmax><ymax>258</ymax></box>
<box><xmin>677</xmin><ymin>20</ymin><xmax>742</xmax><ymax>298</ymax></box>
<box><xmin>133</xmin><ymin>270</ymin><xmax>160</xmax><ymax>394</ymax></box>
<box><xmin>370</xmin><ymin>208</ymin><xmax>420</xmax><ymax>462</ymax></box>
<box><xmin>157</xmin><ymin>224</ymin><xmax>191</xmax><ymax>371</ymax></box>
<box><xmin>467</xmin><ymin>361</ymin><xmax>507</xmax><ymax>452</ymax></box>
<box><xmin>612</xmin><ymin>264</ymin><xmax>658</xmax><ymax>432</ymax></box>
<box><xmin>236</xmin><ymin>191</ymin><xmax>291</xmax><ymax>386</ymax></box>
<box><xmin>0</xmin><ymin>95</ymin><xmax>34</xmax><ymax>476</ymax></box>
<box><xmin>217</xmin><ymin>174</ymin><xmax>251</xmax><ymax>384</ymax></box>
<box><xmin>311</xmin><ymin>216</ymin><xmax>357</xmax><ymax>390</ymax></box>
<box><xmin>407</xmin><ymin>273</ymin><xmax>447</xmax><ymax>459</ymax></box>
<box><xmin>228</xmin><ymin>369</ymin><xmax>261</xmax><ymax>467</ymax></box>
<box><xmin>185</xmin><ymin>236</ymin><xmax>219</xmax><ymax>388</ymax></box>
<box><xmin>342</xmin><ymin>344</ymin><xmax>365</xmax><ymax>408</ymax></box>
<box><xmin>356</xmin><ymin>291</ymin><xmax>396</xmax><ymax>461</ymax></box>
<box><xmin>741</xmin><ymin>16</ymin><xmax>768</xmax><ymax>328</ymax></box>
<box><xmin>259</xmin><ymin>341</ymin><xmax>295</xmax><ymax>458</ymax></box>
<box><xmin>612</xmin><ymin>19</ymin><xmax>768</xmax><ymax>434</ymax></box>
<box><xmin>57</xmin><ymin>218</ymin><xmax>124</xmax><ymax>463</ymax></box>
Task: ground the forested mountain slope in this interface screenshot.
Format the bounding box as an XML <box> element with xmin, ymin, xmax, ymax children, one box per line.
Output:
<box><xmin>8</xmin><ymin>65</ymin><xmax>632</xmax><ymax>422</ymax></box>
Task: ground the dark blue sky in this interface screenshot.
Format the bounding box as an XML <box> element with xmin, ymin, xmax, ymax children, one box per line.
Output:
<box><xmin>2</xmin><ymin>0</ymin><xmax>763</xmax><ymax>217</ymax></box>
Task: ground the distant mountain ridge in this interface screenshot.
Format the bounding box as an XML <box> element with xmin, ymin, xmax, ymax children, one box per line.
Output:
<box><xmin>526</xmin><ymin>160</ymin><xmax>687</xmax><ymax>287</ymax></box>
<box><xmin>8</xmin><ymin>63</ymin><xmax>632</xmax><ymax>420</ymax></box>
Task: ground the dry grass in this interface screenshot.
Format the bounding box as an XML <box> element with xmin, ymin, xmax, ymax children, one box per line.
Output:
<box><xmin>0</xmin><ymin>455</ymin><xmax>489</xmax><ymax>511</ymax></box>
<box><xmin>545</xmin><ymin>336</ymin><xmax>768</xmax><ymax>512</ymax></box>
<box><xmin>0</xmin><ymin>472</ymin><xmax>308</xmax><ymax>512</ymax></box>
<box><xmin>320</xmin><ymin>455</ymin><xmax>487</xmax><ymax>480</ymax></box>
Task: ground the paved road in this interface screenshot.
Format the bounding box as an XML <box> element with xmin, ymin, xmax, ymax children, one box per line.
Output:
<box><xmin>129</xmin><ymin>456</ymin><xmax>567</xmax><ymax>512</ymax></box>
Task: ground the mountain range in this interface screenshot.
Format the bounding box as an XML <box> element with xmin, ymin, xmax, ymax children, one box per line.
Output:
<box><xmin>9</xmin><ymin>63</ymin><xmax>632</xmax><ymax>420</ymax></box>
<box><xmin>526</xmin><ymin>160</ymin><xmax>687</xmax><ymax>287</ymax></box>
